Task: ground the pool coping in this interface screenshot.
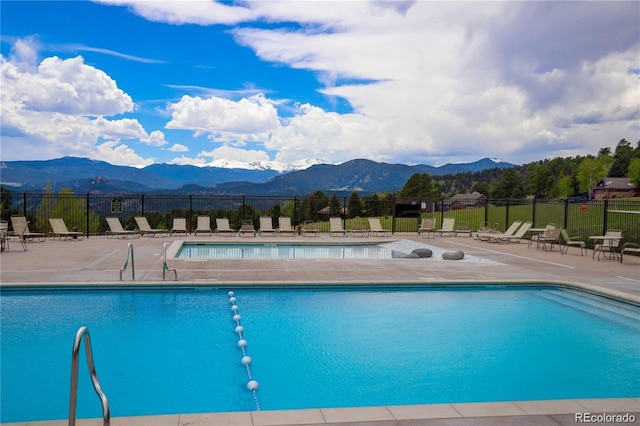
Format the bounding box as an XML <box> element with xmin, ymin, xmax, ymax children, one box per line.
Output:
<box><xmin>3</xmin><ymin>279</ymin><xmax>639</xmax><ymax>306</ymax></box>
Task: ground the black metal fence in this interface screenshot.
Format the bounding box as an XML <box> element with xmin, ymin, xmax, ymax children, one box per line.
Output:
<box><xmin>3</xmin><ymin>192</ymin><xmax>639</xmax><ymax>246</ymax></box>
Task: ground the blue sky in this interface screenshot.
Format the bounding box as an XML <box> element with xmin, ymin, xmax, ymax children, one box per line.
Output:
<box><xmin>1</xmin><ymin>1</ymin><xmax>639</xmax><ymax>169</ymax></box>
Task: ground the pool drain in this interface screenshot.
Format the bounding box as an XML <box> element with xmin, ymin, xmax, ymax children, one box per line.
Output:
<box><xmin>228</xmin><ymin>290</ymin><xmax>261</xmax><ymax>411</ymax></box>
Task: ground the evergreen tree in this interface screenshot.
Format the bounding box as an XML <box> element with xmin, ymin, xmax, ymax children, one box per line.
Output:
<box><xmin>347</xmin><ymin>191</ymin><xmax>362</xmax><ymax>218</ymax></box>
<box><xmin>609</xmin><ymin>138</ymin><xmax>633</xmax><ymax>177</ymax></box>
<box><xmin>329</xmin><ymin>193</ymin><xmax>342</xmax><ymax>216</ymax></box>
<box><xmin>0</xmin><ymin>186</ymin><xmax>12</xmax><ymax>221</ymax></box>
<box><xmin>491</xmin><ymin>169</ymin><xmax>524</xmax><ymax>199</ymax></box>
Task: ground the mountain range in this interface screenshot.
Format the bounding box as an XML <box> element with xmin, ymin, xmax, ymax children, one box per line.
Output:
<box><xmin>0</xmin><ymin>157</ymin><xmax>515</xmax><ymax>195</ymax></box>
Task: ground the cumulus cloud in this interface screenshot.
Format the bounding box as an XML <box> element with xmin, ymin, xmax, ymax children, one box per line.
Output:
<box><xmin>168</xmin><ymin>143</ymin><xmax>189</xmax><ymax>152</ymax></box>
<box><xmin>1</xmin><ymin>38</ymin><xmax>164</xmax><ymax>166</ymax></box>
<box><xmin>166</xmin><ymin>94</ymin><xmax>280</xmax><ymax>142</ymax></box>
<box><xmin>200</xmin><ymin>144</ymin><xmax>271</xmax><ymax>163</ymax></box>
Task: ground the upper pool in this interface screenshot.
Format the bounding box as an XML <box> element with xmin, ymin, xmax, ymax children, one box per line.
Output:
<box><xmin>1</xmin><ymin>285</ymin><xmax>638</xmax><ymax>423</ymax></box>
<box><xmin>174</xmin><ymin>239</ymin><xmax>488</xmax><ymax>261</ymax></box>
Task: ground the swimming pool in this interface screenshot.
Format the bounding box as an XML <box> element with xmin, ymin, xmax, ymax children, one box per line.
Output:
<box><xmin>1</xmin><ymin>285</ymin><xmax>639</xmax><ymax>423</ymax></box>
<box><xmin>174</xmin><ymin>239</ymin><xmax>488</xmax><ymax>261</ymax></box>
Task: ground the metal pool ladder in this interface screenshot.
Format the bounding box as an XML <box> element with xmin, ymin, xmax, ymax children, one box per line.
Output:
<box><xmin>69</xmin><ymin>326</ymin><xmax>110</xmax><ymax>426</ymax></box>
<box><xmin>119</xmin><ymin>242</ymin><xmax>134</xmax><ymax>280</ymax></box>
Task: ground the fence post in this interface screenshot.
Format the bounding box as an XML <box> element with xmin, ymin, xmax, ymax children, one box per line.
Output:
<box><xmin>440</xmin><ymin>199</ymin><xmax>444</xmax><ymax>228</ymax></box>
<box><xmin>563</xmin><ymin>198</ymin><xmax>569</xmax><ymax>230</ymax></box>
<box><xmin>505</xmin><ymin>198</ymin><xmax>510</xmax><ymax>229</ymax></box>
<box><xmin>86</xmin><ymin>193</ymin><xmax>90</xmax><ymax>238</ymax></box>
<box><xmin>603</xmin><ymin>199</ymin><xmax>609</xmax><ymax>235</ymax></box>
<box><xmin>141</xmin><ymin>194</ymin><xmax>145</xmax><ymax>216</ymax></box>
<box><xmin>484</xmin><ymin>198</ymin><xmax>488</xmax><ymax>226</ymax></box>
<box><xmin>391</xmin><ymin>197</ymin><xmax>397</xmax><ymax>234</ymax></box>
<box><xmin>189</xmin><ymin>195</ymin><xmax>193</xmax><ymax>234</ymax></box>
<box><xmin>532</xmin><ymin>197</ymin><xmax>537</xmax><ymax>227</ymax></box>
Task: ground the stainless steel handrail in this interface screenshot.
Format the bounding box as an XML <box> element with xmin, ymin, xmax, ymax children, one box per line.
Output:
<box><xmin>69</xmin><ymin>327</ymin><xmax>110</xmax><ymax>426</ymax></box>
<box><xmin>119</xmin><ymin>242</ymin><xmax>134</xmax><ymax>280</ymax></box>
<box><xmin>162</xmin><ymin>242</ymin><xmax>177</xmax><ymax>281</ymax></box>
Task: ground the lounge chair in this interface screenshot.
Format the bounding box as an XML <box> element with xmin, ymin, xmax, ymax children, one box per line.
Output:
<box><xmin>48</xmin><ymin>218</ymin><xmax>84</xmax><ymax>240</ymax></box>
<box><xmin>11</xmin><ymin>216</ymin><xmax>46</xmax><ymax>241</ymax></box>
<box><xmin>593</xmin><ymin>230</ymin><xmax>622</xmax><ymax>260</ymax></box>
<box><xmin>436</xmin><ymin>218</ymin><xmax>455</xmax><ymax>237</ymax></box>
<box><xmin>368</xmin><ymin>217</ymin><xmax>391</xmax><ymax>236</ymax></box>
<box><xmin>259</xmin><ymin>217</ymin><xmax>277</xmax><ymax>237</ymax></box>
<box><xmin>106</xmin><ymin>217</ymin><xmax>139</xmax><ymax>239</ymax></box>
<box><xmin>501</xmin><ymin>221</ymin><xmax>532</xmax><ymax>243</ymax></box>
<box><xmin>170</xmin><ymin>218</ymin><xmax>188</xmax><ymax>236</ymax></box>
<box><xmin>349</xmin><ymin>224</ymin><xmax>368</xmax><ymax>237</ymax></box>
<box><xmin>277</xmin><ymin>217</ymin><xmax>296</xmax><ymax>236</ymax></box>
<box><xmin>239</xmin><ymin>219</ymin><xmax>256</xmax><ymax>237</ymax></box>
<box><xmin>477</xmin><ymin>220</ymin><xmax>521</xmax><ymax>241</ymax></box>
<box><xmin>301</xmin><ymin>220</ymin><xmax>319</xmax><ymax>237</ymax></box>
<box><xmin>194</xmin><ymin>216</ymin><xmax>212</xmax><ymax>236</ymax></box>
<box><xmin>1</xmin><ymin>220</ymin><xmax>8</xmax><ymax>251</ymax></box>
<box><xmin>455</xmin><ymin>221</ymin><xmax>472</xmax><ymax>237</ymax></box>
<box><xmin>329</xmin><ymin>217</ymin><xmax>347</xmax><ymax>236</ymax></box>
<box><xmin>560</xmin><ymin>228</ymin><xmax>586</xmax><ymax>255</ymax></box>
<box><xmin>215</xmin><ymin>218</ymin><xmax>236</xmax><ymax>236</ymax></box>
<box><xmin>418</xmin><ymin>218</ymin><xmax>435</xmax><ymax>238</ymax></box>
<box><xmin>620</xmin><ymin>242</ymin><xmax>640</xmax><ymax>264</ymax></box>
<box><xmin>134</xmin><ymin>216</ymin><xmax>167</xmax><ymax>237</ymax></box>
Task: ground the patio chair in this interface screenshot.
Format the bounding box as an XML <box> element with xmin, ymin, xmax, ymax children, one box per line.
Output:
<box><xmin>259</xmin><ymin>217</ymin><xmax>277</xmax><ymax>237</ymax></box>
<box><xmin>239</xmin><ymin>219</ymin><xmax>256</xmax><ymax>237</ymax></box>
<box><xmin>301</xmin><ymin>220</ymin><xmax>319</xmax><ymax>237</ymax></box>
<box><xmin>560</xmin><ymin>228</ymin><xmax>586</xmax><ymax>255</ymax></box>
<box><xmin>620</xmin><ymin>242</ymin><xmax>640</xmax><ymax>264</ymax></box>
<box><xmin>593</xmin><ymin>230</ymin><xmax>622</xmax><ymax>261</ymax></box>
<box><xmin>134</xmin><ymin>216</ymin><xmax>167</xmax><ymax>237</ymax></box>
<box><xmin>106</xmin><ymin>217</ymin><xmax>139</xmax><ymax>239</ymax></box>
<box><xmin>170</xmin><ymin>218</ymin><xmax>188</xmax><ymax>236</ymax></box>
<box><xmin>194</xmin><ymin>216</ymin><xmax>212</xmax><ymax>236</ymax></box>
<box><xmin>329</xmin><ymin>217</ymin><xmax>347</xmax><ymax>237</ymax></box>
<box><xmin>537</xmin><ymin>225</ymin><xmax>562</xmax><ymax>251</ymax></box>
<box><xmin>368</xmin><ymin>217</ymin><xmax>391</xmax><ymax>237</ymax></box>
<box><xmin>215</xmin><ymin>218</ymin><xmax>236</xmax><ymax>236</ymax></box>
<box><xmin>48</xmin><ymin>218</ymin><xmax>84</xmax><ymax>240</ymax></box>
<box><xmin>477</xmin><ymin>220</ymin><xmax>521</xmax><ymax>241</ymax></box>
<box><xmin>1</xmin><ymin>220</ymin><xmax>8</xmax><ymax>252</ymax></box>
<box><xmin>277</xmin><ymin>217</ymin><xmax>296</xmax><ymax>236</ymax></box>
<box><xmin>418</xmin><ymin>218</ymin><xmax>435</xmax><ymax>238</ymax></box>
<box><xmin>436</xmin><ymin>218</ymin><xmax>456</xmax><ymax>237</ymax></box>
<box><xmin>501</xmin><ymin>221</ymin><xmax>532</xmax><ymax>243</ymax></box>
<box><xmin>11</xmin><ymin>216</ymin><xmax>46</xmax><ymax>241</ymax></box>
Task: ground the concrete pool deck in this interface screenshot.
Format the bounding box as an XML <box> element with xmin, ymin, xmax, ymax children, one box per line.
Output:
<box><xmin>1</xmin><ymin>232</ymin><xmax>639</xmax><ymax>425</ymax></box>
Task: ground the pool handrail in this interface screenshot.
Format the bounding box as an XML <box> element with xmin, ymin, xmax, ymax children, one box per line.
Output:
<box><xmin>163</xmin><ymin>242</ymin><xmax>177</xmax><ymax>281</ymax></box>
<box><xmin>119</xmin><ymin>242</ymin><xmax>134</xmax><ymax>281</ymax></box>
<box><xmin>69</xmin><ymin>326</ymin><xmax>110</xmax><ymax>426</ymax></box>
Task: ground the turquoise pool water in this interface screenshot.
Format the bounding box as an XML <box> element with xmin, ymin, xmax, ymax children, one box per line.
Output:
<box><xmin>176</xmin><ymin>241</ymin><xmax>396</xmax><ymax>259</ymax></box>
<box><xmin>1</xmin><ymin>286</ymin><xmax>639</xmax><ymax>422</ymax></box>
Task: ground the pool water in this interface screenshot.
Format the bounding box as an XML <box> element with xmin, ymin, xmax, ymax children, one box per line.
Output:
<box><xmin>1</xmin><ymin>286</ymin><xmax>639</xmax><ymax>423</ymax></box>
<box><xmin>176</xmin><ymin>241</ymin><xmax>397</xmax><ymax>259</ymax></box>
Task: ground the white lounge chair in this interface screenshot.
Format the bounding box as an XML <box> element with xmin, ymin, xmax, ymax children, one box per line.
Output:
<box><xmin>106</xmin><ymin>217</ymin><xmax>139</xmax><ymax>238</ymax></box>
<box><xmin>216</xmin><ymin>218</ymin><xmax>236</xmax><ymax>236</ymax></box>
<box><xmin>477</xmin><ymin>220</ymin><xmax>521</xmax><ymax>241</ymax></box>
<box><xmin>436</xmin><ymin>218</ymin><xmax>455</xmax><ymax>237</ymax></box>
<box><xmin>277</xmin><ymin>217</ymin><xmax>296</xmax><ymax>236</ymax></box>
<box><xmin>259</xmin><ymin>217</ymin><xmax>277</xmax><ymax>236</ymax></box>
<box><xmin>194</xmin><ymin>216</ymin><xmax>212</xmax><ymax>236</ymax></box>
<box><xmin>11</xmin><ymin>216</ymin><xmax>46</xmax><ymax>241</ymax></box>
<box><xmin>329</xmin><ymin>217</ymin><xmax>347</xmax><ymax>236</ymax></box>
<box><xmin>418</xmin><ymin>218</ymin><xmax>435</xmax><ymax>238</ymax></box>
<box><xmin>368</xmin><ymin>217</ymin><xmax>391</xmax><ymax>236</ymax></box>
<box><xmin>134</xmin><ymin>216</ymin><xmax>167</xmax><ymax>237</ymax></box>
<box><xmin>49</xmin><ymin>218</ymin><xmax>83</xmax><ymax>240</ymax></box>
<box><xmin>300</xmin><ymin>220</ymin><xmax>319</xmax><ymax>237</ymax></box>
<box><xmin>239</xmin><ymin>219</ymin><xmax>256</xmax><ymax>237</ymax></box>
<box><xmin>170</xmin><ymin>218</ymin><xmax>188</xmax><ymax>236</ymax></box>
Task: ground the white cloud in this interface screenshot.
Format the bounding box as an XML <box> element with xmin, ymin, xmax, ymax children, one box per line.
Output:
<box><xmin>199</xmin><ymin>144</ymin><xmax>271</xmax><ymax>164</ymax></box>
<box><xmin>166</xmin><ymin>94</ymin><xmax>280</xmax><ymax>143</ymax></box>
<box><xmin>168</xmin><ymin>143</ymin><xmax>189</xmax><ymax>152</ymax></box>
<box><xmin>0</xmin><ymin>40</ymin><xmax>164</xmax><ymax>166</ymax></box>
<box><xmin>141</xmin><ymin>130</ymin><xmax>168</xmax><ymax>147</ymax></box>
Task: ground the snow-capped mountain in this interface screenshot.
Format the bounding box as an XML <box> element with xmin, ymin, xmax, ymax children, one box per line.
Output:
<box><xmin>209</xmin><ymin>158</ymin><xmax>331</xmax><ymax>172</ymax></box>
